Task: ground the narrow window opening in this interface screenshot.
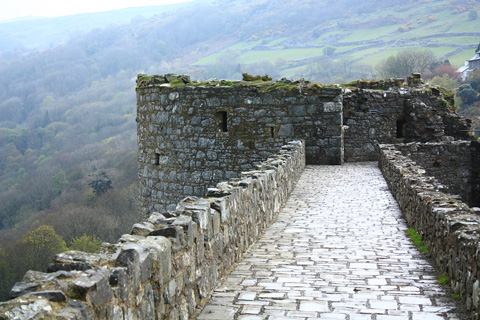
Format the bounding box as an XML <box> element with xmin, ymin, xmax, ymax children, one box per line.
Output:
<box><xmin>216</xmin><ymin>111</ymin><xmax>228</xmax><ymax>132</ymax></box>
<box><xmin>270</xmin><ymin>127</ymin><xmax>275</xmax><ymax>138</ymax></box>
<box><xmin>155</xmin><ymin>153</ymin><xmax>160</xmax><ymax>165</ymax></box>
<box><xmin>396</xmin><ymin>119</ymin><xmax>406</xmax><ymax>138</ymax></box>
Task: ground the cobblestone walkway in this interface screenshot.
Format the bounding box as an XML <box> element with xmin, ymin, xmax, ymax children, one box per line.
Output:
<box><xmin>197</xmin><ymin>163</ymin><xmax>462</xmax><ymax>320</ymax></box>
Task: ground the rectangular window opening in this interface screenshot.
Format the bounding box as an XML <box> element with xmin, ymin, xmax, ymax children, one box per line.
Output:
<box><xmin>270</xmin><ymin>127</ymin><xmax>275</xmax><ymax>138</ymax></box>
<box><xmin>155</xmin><ymin>153</ymin><xmax>160</xmax><ymax>165</ymax></box>
<box><xmin>396</xmin><ymin>119</ymin><xmax>406</xmax><ymax>138</ymax></box>
<box><xmin>216</xmin><ymin>111</ymin><xmax>228</xmax><ymax>132</ymax></box>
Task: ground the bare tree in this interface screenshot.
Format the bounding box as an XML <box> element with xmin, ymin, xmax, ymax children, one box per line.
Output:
<box><xmin>376</xmin><ymin>49</ymin><xmax>435</xmax><ymax>78</ymax></box>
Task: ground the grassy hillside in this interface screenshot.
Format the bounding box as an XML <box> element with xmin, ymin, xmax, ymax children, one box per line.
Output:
<box><xmin>191</xmin><ymin>0</ymin><xmax>480</xmax><ymax>78</ymax></box>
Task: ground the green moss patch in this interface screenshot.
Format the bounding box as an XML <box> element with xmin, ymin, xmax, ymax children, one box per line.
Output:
<box><xmin>406</xmin><ymin>228</ymin><xmax>429</xmax><ymax>254</ymax></box>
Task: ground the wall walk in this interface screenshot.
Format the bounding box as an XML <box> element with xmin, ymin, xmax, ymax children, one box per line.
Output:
<box><xmin>198</xmin><ymin>163</ymin><xmax>462</xmax><ymax>320</ymax></box>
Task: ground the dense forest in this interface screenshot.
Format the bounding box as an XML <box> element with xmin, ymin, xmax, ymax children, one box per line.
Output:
<box><xmin>0</xmin><ymin>0</ymin><xmax>479</xmax><ymax>300</ymax></box>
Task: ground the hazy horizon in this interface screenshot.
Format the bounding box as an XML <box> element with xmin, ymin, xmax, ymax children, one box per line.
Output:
<box><xmin>0</xmin><ymin>0</ymin><xmax>192</xmax><ymax>22</ymax></box>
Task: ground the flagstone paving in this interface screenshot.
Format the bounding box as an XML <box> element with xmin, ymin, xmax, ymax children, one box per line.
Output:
<box><xmin>197</xmin><ymin>163</ymin><xmax>463</xmax><ymax>320</ymax></box>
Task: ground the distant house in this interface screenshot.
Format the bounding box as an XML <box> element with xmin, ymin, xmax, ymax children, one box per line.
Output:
<box><xmin>458</xmin><ymin>43</ymin><xmax>480</xmax><ymax>80</ymax></box>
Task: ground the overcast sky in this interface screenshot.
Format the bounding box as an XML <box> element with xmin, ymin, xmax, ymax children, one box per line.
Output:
<box><xmin>0</xmin><ymin>0</ymin><xmax>192</xmax><ymax>22</ymax></box>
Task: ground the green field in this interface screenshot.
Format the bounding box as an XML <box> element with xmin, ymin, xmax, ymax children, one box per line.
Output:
<box><xmin>448</xmin><ymin>49</ymin><xmax>477</xmax><ymax>68</ymax></box>
<box><xmin>340</xmin><ymin>25</ymin><xmax>402</xmax><ymax>43</ymax></box>
<box><xmin>193</xmin><ymin>52</ymin><xmax>224</xmax><ymax>65</ymax></box>
<box><xmin>313</xmin><ymin>30</ymin><xmax>347</xmax><ymax>45</ymax></box>
<box><xmin>356</xmin><ymin>46</ymin><xmax>458</xmax><ymax>66</ymax></box>
<box><xmin>279</xmin><ymin>64</ymin><xmax>306</xmax><ymax>78</ymax></box>
<box><xmin>264</xmin><ymin>37</ymin><xmax>288</xmax><ymax>47</ymax></box>
<box><xmin>349</xmin><ymin>47</ymin><xmax>384</xmax><ymax>60</ymax></box>
<box><xmin>335</xmin><ymin>45</ymin><xmax>365</xmax><ymax>53</ymax></box>
<box><xmin>428</xmin><ymin>36</ymin><xmax>480</xmax><ymax>46</ymax></box>
<box><xmin>239</xmin><ymin>48</ymin><xmax>325</xmax><ymax>63</ymax></box>
<box><xmin>191</xmin><ymin>1</ymin><xmax>479</xmax><ymax>71</ymax></box>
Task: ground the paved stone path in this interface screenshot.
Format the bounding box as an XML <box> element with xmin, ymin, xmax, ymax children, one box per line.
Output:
<box><xmin>197</xmin><ymin>163</ymin><xmax>463</xmax><ymax>320</ymax></box>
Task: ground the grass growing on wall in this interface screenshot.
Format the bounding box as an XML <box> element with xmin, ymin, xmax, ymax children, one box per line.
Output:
<box><xmin>406</xmin><ymin>228</ymin><xmax>429</xmax><ymax>254</ymax></box>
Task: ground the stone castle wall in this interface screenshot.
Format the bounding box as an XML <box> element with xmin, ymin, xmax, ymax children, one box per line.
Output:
<box><xmin>0</xmin><ymin>141</ymin><xmax>305</xmax><ymax>320</ymax></box>
<box><xmin>137</xmin><ymin>83</ymin><xmax>342</xmax><ymax>213</ymax></box>
<box><xmin>343</xmin><ymin>87</ymin><xmax>472</xmax><ymax>162</ymax></box>
<box><xmin>395</xmin><ymin>140</ymin><xmax>480</xmax><ymax>208</ymax></box>
<box><xmin>378</xmin><ymin>143</ymin><xmax>480</xmax><ymax>319</ymax></box>
<box><xmin>137</xmin><ymin>75</ymin><xmax>472</xmax><ymax>215</ymax></box>
<box><xmin>472</xmin><ymin>141</ymin><xmax>480</xmax><ymax>207</ymax></box>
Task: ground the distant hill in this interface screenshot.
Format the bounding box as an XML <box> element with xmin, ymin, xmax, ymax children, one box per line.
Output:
<box><xmin>0</xmin><ymin>2</ymin><xmax>199</xmax><ymax>54</ymax></box>
<box><xmin>0</xmin><ymin>16</ymin><xmax>47</xmax><ymax>24</ymax></box>
<box><xmin>190</xmin><ymin>0</ymin><xmax>480</xmax><ymax>78</ymax></box>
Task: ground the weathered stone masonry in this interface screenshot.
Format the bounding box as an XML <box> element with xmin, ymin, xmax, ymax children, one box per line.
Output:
<box><xmin>137</xmin><ymin>76</ymin><xmax>472</xmax><ymax>214</ymax></box>
<box><xmin>378</xmin><ymin>143</ymin><xmax>480</xmax><ymax>319</ymax></box>
<box><xmin>0</xmin><ymin>141</ymin><xmax>305</xmax><ymax>320</ymax></box>
<box><xmin>343</xmin><ymin>85</ymin><xmax>472</xmax><ymax>162</ymax></box>
<box><xmin>395</xmin><ymin>140</ymin><xmax>480</xmax><ymax>208</ymax></box>
<box><xmin>137</xmin><ymin>82</ymin><xmax>343</xmax><ymax>214</ymax></box>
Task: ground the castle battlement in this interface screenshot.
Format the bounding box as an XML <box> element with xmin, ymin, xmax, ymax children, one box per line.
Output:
<box><xmin>136</xmin><ymin>74</ymin><xmax>472</xmax><ymax>214</ymax></box>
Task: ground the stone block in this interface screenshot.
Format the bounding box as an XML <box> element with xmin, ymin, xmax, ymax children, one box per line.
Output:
<box><xmin>131</xmin><ymin>221</ymin><xmax>155</xmax><ymax>236</ymax></box>
<box><xmin>289</xmin><ymin>105</ymin><xmax>306</xmax><ymax>116</ymax></box>
<box><xmin>172</xmin><ymin>215</ymin><xmax>195</xmax><ymax>247</ymax></box>
<box><xmin>137</xmin><ymin>236</ymin><xmax>172</xmax><ymax>285</ymax></box>
<box><xmin>323</xmin><ymin>101</ymin><xmax>342</xmax><ymax>113</ymax></box>
<box><xmin>72</xmin><ymin>268</ymin><xmax>113</xmax><ymax>307</ymax></box>
<box><xmin>48</xmin><ymin>251</ymin><xmax>104</xmax><ymax>273</ymax></box>
<box><xmin>54</xmin><ymin>299</ymin><xmax>95</xmax><ymax>320</ymax></box>
<box><xmin>115</xmin><ymin>245</ymin><xmax>141</xmax><ymax>293</ymax></box>
<box><xmin>110</xmin><ymin>267</ymin><xmax>130</xmax><ymax>301</ymax></box>
<box><xmin>191</xmin><ymin>208</ymin><xmax>211</xmax><ymax>231</ymax></box>
<box><xmin>278</xmin><ymin>124</ymin><xmax>293</xmax><ymax>137</ymax></box>
<box><xmin>30</xmin><ymin>290</ymin><xmax>67</xmax><ymax>302</ymax></box>
<box><xmin>211</xmin><ymin>210</ymin><xmax>221</xmax><ymax>236</ymax></box>
<box><xmin>10</xmin><ymin>282</ymin><xmax>41</xmax><ymax>299</ymax></box>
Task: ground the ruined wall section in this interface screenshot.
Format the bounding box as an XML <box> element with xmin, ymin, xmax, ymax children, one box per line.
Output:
<box><xmin>378</xmin><ymin>144</ymin><xmax>480</xmax><ymax>319</ymax></box>
<box><xmin>395</xmin><ymin>141</ymin><xmax>478</xmax><ymax>207</ymax></box>
<box><xmin>0</xmin><ymin>142</ymin><xmax>305</xmax><ymax>320</ymax></box>
<box><xmin>343</xmin><ymin>89</ymin><xmax>404</xmax><ymax>161</ymax></box>
<box><xmin>137</xmin><ymin>83</ymin><xmax>342</xmax><ymax>214</ymax></box>
<box><xmin>343</xmin><ymin>87</ymin><xmax>472</xmax><ymax>162</ymax></box>
<box><xmin>473</xmin><ymin>141</ymin><xmax>480</xmax><ymax>207</ymax></box>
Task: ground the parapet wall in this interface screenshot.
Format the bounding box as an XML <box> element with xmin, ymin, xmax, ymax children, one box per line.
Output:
<box><xmin>378</xmin><ymin>143</ymin><xmax>480</xmax><ymax>319</ymax></box>
<box><xmin>395</xmin><ymin>140</ymin><xmax>480</xmax><ymax>208</ymax></box>
<box><xmin>0</xmin><ymin>141</ymin><xmax>305</xmax><ymax>320</ymax></box>
<box><xmin>343</xmin><ymin>87</ymin><xmax>472</xmax><ymax>162</ymax></box>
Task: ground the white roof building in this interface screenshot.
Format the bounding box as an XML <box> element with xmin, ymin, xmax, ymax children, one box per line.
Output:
<box><xmin>458</xmin><ymin>44</ymin><xmax>480</xmax><ymax>80</ymax></box>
